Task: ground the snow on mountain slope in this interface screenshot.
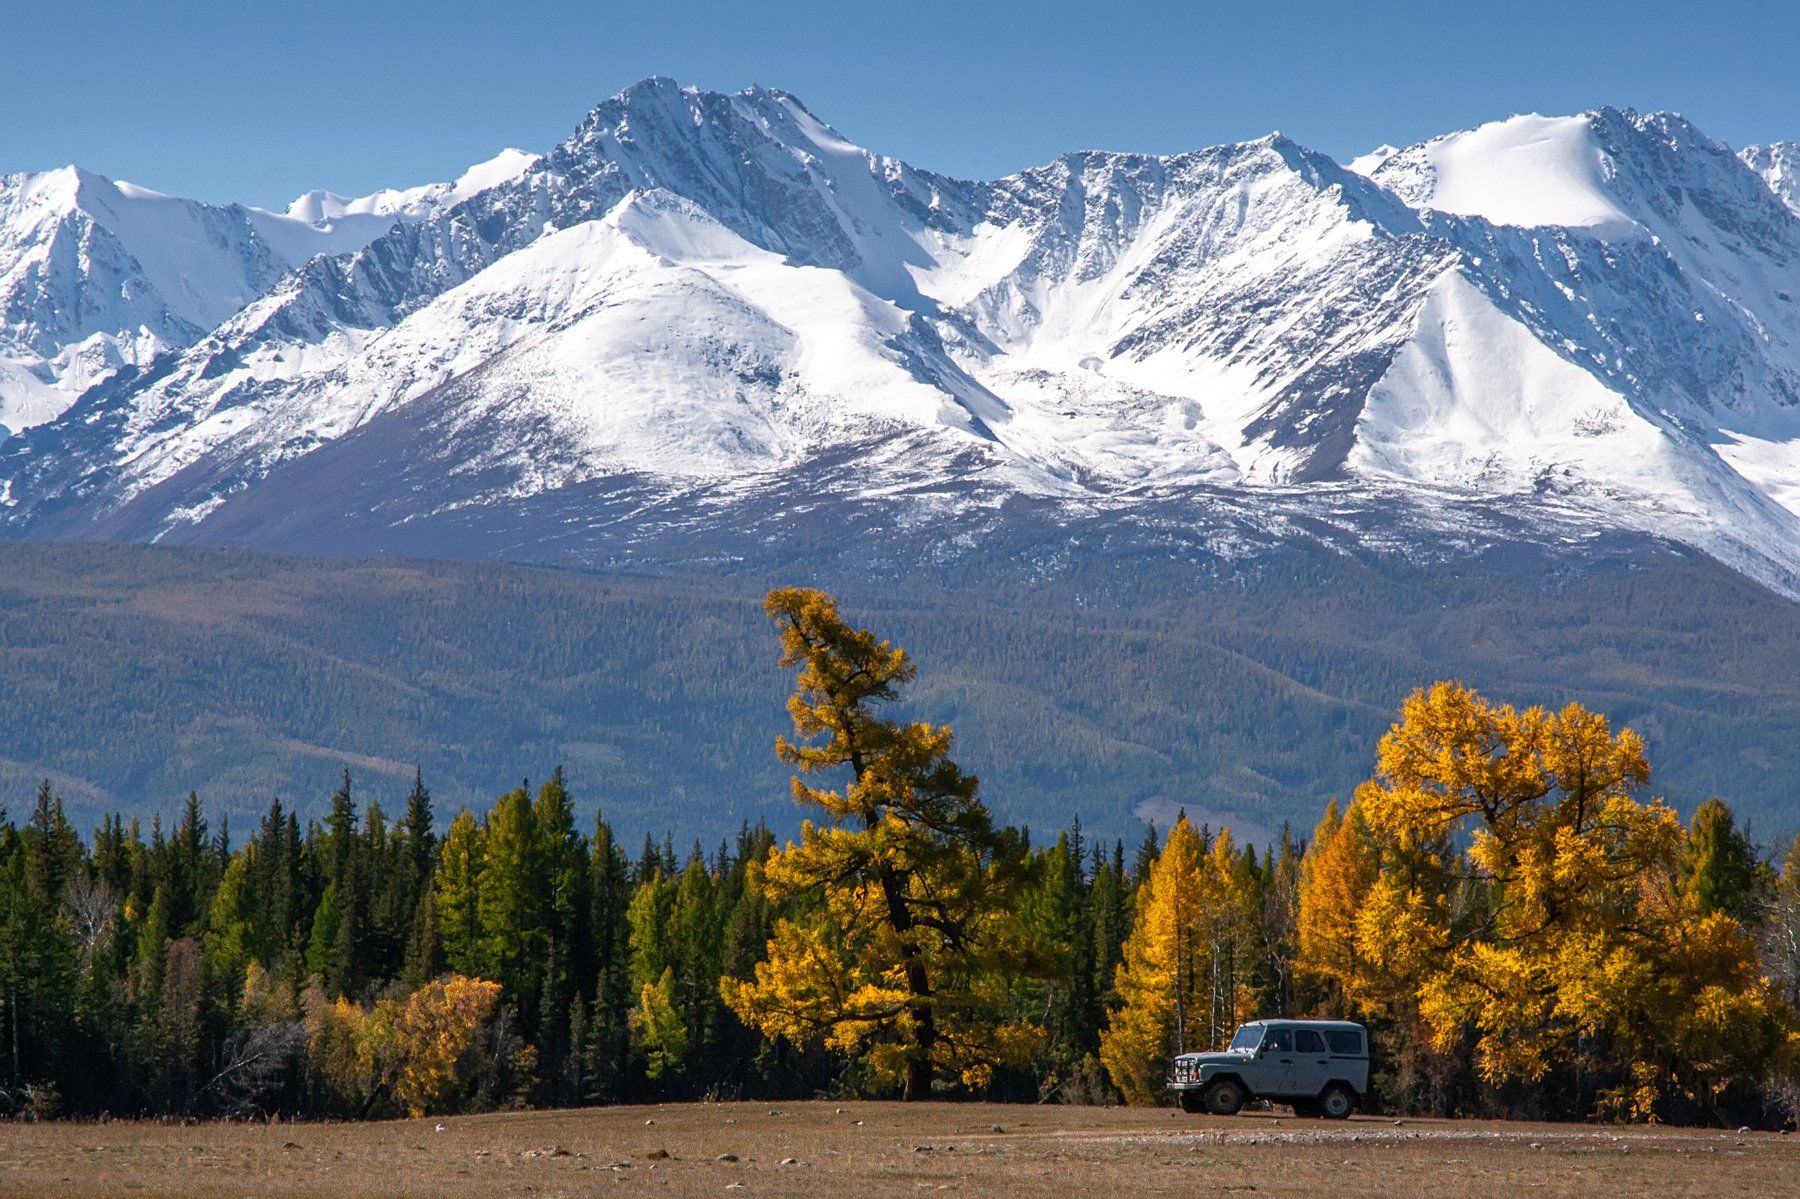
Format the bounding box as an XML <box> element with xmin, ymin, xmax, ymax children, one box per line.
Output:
<box><xmin>1346</xmin><ymin>108</ymin><xmax>1800</xmax><ymax>582</ymax></box>
<box><xmin>951</xmin><ymin>140</ymin><xmax>1450</xmax><ymax>483</ymax></box>
<box><xmin>260</xmin><ymin>149</ymin><xmax>541</xmax><ymax>261</ymax></box>
<box><xmin>1743</xmin><ymin>142</ymin><xmax>1800</xmax><ymax>215</ymax></box>
<box><xmin>1345</xmin><ymin>269</ymin><xmax>1786</xmax><ymax>583</ymax></box>
<box><xmin>1346</xmin><ymin>144</ymin><xmax>1399</xmax><ymax>176</ymax></box>
<box><xmin>1379</xmin><ymin>111</ymin><xmax>1800</xmax><ymax>508</ymax></box>
<box><xmin>0</xmin><ymin>150</ymin><xmax>540</xmax><ymax>439</ymax></box>
<box><xmin>281</xmin><ymin>148</ymin><xmax>539</xmax><ymax>225</ymax></box>
<box><xmin>82</xmin><ymin>189</ymin><xmax>1027</xmax><ymax>535</ymax></box>
<box><xmin>1372</xmin><ymin>114</ymin><xmax>1636</xmax><ymax>231</ymax></box>
<box><xmin>0</xmin><ymin>169</ymin><xmax>355</xmax><ymax>435</ymax></box>
<box><xmin>6</xmin><ymin>84</ymin><xmax>1800</xmax><ymax>598</ymax></box>
<box><xmin>0</xmin><ymin>167</ymin><xmax>279</xmax><ymax>433</ymax></box>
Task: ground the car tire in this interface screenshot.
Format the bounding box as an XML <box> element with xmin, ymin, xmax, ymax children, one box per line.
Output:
<box><xmin>1290</xmin><ymin>1099</ymin><xmax>1319</xmax><ymax>1118</ymax></box>
<box><xmin>1319</xmin><ymin>1083</ymin><xmax>1355</xmax><ymax>1120</ymax></box>
<box><xmin>1178</xmin><ymin>1090</ymin><xmax>1206</xmax><ymax>1114</ymax></box>
<box><xmin>1203</xmin><ymin>1079</ymin><xmax>1246</xmax><ymax>1116</ymax></box>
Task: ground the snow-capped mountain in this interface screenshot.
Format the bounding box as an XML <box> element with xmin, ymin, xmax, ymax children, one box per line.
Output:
<box><xmin>4</xmin><ymin>81</ymin><xmax>1800</xmax><ymax>598</ymax></box>
<box><xmin>0</xmin><ymin>152</ymin><xmax>537</xmax><ymax>437</ymax></box>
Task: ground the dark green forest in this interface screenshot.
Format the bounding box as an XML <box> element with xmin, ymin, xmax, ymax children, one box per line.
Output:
<box><xmin>3</xmin><ymin>538</ymin><xmax>1800</xmax><ymax>845</ymax></box>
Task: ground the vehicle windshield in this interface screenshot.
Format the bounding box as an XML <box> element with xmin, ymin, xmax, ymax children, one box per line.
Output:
<box><xmin>1227</xmin><ymin>1024</ymin><xmax>1262</xmax><ymax>1052</ymax></box>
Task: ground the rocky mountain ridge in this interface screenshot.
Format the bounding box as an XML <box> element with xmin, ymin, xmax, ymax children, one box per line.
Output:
<box><xmin>3</xmin><ymin>83</ymin><xmax>1799</xmax><ymax>598</ymax></box>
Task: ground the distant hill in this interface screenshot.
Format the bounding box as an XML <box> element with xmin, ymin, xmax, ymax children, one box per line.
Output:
<box><xmin>3</xmin><ymin>536</ymin><xmax>1797</xmax><ymax>847</ymax></box>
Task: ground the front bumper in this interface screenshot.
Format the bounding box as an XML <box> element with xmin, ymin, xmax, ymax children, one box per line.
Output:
<box><xmin>1166</xmin><ymin>1059</ymin><xmax>1207</xmax><ymax>1090</ymax></box>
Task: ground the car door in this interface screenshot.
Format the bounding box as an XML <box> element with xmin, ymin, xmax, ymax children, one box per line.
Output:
<box><xmin>1258</xmin><ymin>1025</ymin><xmax>1296</xmax><ymax>1096</ymax></box>
<box><xmin>1288</xmin><ymin>1028</ymin><xmax>1332</xmax><ymax>1098</ymax></box>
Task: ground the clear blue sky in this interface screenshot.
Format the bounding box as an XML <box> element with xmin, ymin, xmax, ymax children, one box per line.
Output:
<box><xmin>4</xmin><ymin>0</ymin><xmax>1797</xmax><ymax>208</ymax></box>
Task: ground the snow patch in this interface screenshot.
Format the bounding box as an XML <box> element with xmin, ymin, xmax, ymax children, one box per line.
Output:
<box><xmin>1374</xmin><ymin>114</ymin><xmax>1637</xmax><ymax>233</ymax></box>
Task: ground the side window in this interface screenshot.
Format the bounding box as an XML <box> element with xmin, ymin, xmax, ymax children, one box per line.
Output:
<box><xmin>1294</xmin><ymin>1029</ymin><xmax>1325</xmax><ymax>1054</ymax></box>
<box><xmin>1324</xmin><ymin>1030</ymin><xmax>1364</xmax><ymax>1056</ymax></box>
<box><xmin>1262</xmin><ymin>1027</ymin><xmax>1294</xmax><ymax>1053</ymax></box>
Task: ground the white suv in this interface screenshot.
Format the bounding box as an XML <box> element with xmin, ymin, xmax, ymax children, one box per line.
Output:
<box><xmin>1167</xmin><ymin>1019</ymin><xmax>1368</xmax><ymax>1118</ymax></box>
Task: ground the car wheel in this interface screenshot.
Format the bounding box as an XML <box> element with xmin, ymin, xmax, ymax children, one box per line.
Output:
<box><xmin>1204</xmin><ymin>1079</ymin><xmax>1246</xmax><ymax>1116</ymax></box>
<box><xmin>1178</xmin><ymin>1090</ymin><xmax>1205</xmax><ymax>1114</ymax></box>
<box><xmin>1290</xmin><ymin>1099</ymin><xmax>1319</xmax><ymax>1118</ymax></box>
<box><xmin>1319</xmin><ymin>1083</ymin><xmax>1355</xmax><ymax>1120</ymax></box>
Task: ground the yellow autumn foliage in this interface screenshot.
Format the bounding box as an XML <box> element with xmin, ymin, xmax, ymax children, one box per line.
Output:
<box><xmin>1099</xmin><ymin>815</ymin><xmax>1260</xmax><ymax>1105</ymax></box>
<box><xmin>304</xmin><ymin>973</ymin><xmax>502</xmax><ymax>1116</ymax></box>
<box><xmin>1297</xmin><ymin>681</ymin><xmax>1796</xmax><ymax>1117</ymax></box>
<box><xmin>721</xmin><ymin>588</ymin><xmax>1051</xmax><ymax>1099</ymax></box>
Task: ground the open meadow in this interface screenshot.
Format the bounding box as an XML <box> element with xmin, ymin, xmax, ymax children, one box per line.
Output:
<box><xmin>1</xmin><ymin>1101</ymin><xmax>1792</xmax><ymax>1199</ymax></box>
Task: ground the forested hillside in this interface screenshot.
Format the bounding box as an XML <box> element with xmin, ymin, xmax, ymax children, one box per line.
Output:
<box><xmin>4</xmin><ymin>537</ymin><xmax>1800</xmax><ymax>841</ymax></box>
<box><xmin>0</xmin><ymin>600</ymin><xmax>1793</xmax><ymax>1125</ymax></box>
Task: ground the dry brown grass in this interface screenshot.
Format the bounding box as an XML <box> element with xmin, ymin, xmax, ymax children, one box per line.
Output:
<box><xmin>0</xmin><ymin>1101</ymin><xmax>1791</xmax><ymax>1198</ymax></box>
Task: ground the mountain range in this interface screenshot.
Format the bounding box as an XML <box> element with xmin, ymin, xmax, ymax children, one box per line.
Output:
<box><xmin>0</xmin><ymin>81</ymin><xmax>1797</xmax><ymax>592</ymax></box>
<box><xmin>4</xmin><ymin>81</ymin><xmax>1800</xmax><ymax>837</ymax></box>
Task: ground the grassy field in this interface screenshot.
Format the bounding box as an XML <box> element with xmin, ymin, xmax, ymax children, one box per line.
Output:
<box><xmin>0</xmin><ymin>1101</ymin><xmax>1791</xmax><ymax>1198</ymax></box>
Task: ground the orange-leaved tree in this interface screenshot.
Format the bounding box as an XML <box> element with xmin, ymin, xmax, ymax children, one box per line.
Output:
<box><xmin>304</xmin><ymin>973</ymin><xmax>502</xmax><ymax>1116</ymax></box>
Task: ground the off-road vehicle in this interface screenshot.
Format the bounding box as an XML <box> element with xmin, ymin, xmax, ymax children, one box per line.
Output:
<box><xmin>1167</xmin><ymin>1019</ymin><xmax>1367</xmax><ymax>1118</ymax></box>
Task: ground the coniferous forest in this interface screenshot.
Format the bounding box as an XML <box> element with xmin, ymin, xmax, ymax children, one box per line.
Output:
<box><xmin>2</xmin><ymin>589</ymin><xmax>1797</xmax><ymax>1126</ymax></box>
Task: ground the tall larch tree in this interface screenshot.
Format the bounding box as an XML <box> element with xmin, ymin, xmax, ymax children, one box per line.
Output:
<box><xmin>721</xmin><ymin>587</ymin><xmax>1049</xmax><ymax>1100</ymax></box>
<box><xmin>434</xmin><ymin>811</ymin><xmax>485</xmax><ymax>977</ymax></box>
<box><xmin>1100</xmin><ymin>815</ymin><xmax>1207</xmax><ymax>1104</ymax></box>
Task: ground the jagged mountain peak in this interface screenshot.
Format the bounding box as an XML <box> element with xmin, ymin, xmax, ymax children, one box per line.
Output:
<box><xmin>0</xmin><ymin>145</ymin><xmax>542</xmax><ymax>437</ymax></box>
<box><xmin>6</xmin><ymin>87</ymin><xmax>1800</xmax><ymax>603</ymax></box>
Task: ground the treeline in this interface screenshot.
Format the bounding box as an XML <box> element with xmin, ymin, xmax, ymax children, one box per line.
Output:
<box><xmin>0</xmin><ymin>767</ymin><xmax>1191</xmax><ymax>1117</ymax></box>
<box><xmin>1</xmin><ymin>589</ymin><xmax>1797</xmax><ymax>1125</ymax></box>
<box><xmin>4</xmin><ymin>767</ymin><xmax>1791</xmax><ymax>1124</ymax></box>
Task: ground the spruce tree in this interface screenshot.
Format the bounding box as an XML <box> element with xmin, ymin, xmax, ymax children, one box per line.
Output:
<box><xmin>532</xmin><ymin>768</ymin><xmax>589</xmax><ymax>1099</ymax></box>
<box><xmin>584</xmin><ymin>813</ymin><xmax>633</xmax><ymax>1102</ymax></box>
<box><xmin>1680</xmin><ymin>798</ymin><xmax>1761</xmax><ymax>925</ymax></box>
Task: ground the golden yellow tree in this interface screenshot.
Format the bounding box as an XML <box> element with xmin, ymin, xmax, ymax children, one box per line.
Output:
<box><xmin>364</xmin><ymin>975</ymin><xmax>504</xmax><ymax>1117</ymax></box>
<box><xmin>1295</xmin><ymin>801</ymin><xmax>1379</xmax><ymax>1007</ymax></box>
<box><xmin>1322</xmin><ymin>681</ymin><xmax>1796</xmax><ymax>1117</ymax></box>
<box><xmin>720</xmin><ymin>588</ymin><xmax>1050</xmax><ymax>1100</ymax></box>
<box><xmin>304</xmin><ymin>973</ymin><xmax>502</xmax><ymax>1116</ymax></box>
<box><xmin>1099</xmin><ymin>815</ymin><xmax>1259</xmax><ymax>1104</ymax></box>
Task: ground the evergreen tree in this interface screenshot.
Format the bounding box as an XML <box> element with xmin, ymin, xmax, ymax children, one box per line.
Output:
<box><xmin>435</xmin><ymin>810</ymin><xmax>485</xmax><ymax>977</ymax></box>
<box><xmin>401</xmin><ymin>885</ymin><xmax>442</xmax><ymax>991</ymax></box>
<box><xmin>668</xmin><ymin>855</ymin><xmax>721</xmax><ymax>1073</ymax></box>
<box><xmin>0</xmin><ymin>826</ymin><xmax>77</xmax><ymax>1093</ymax></box>
<box><xmin>1680</xmin><ymin>798</ymin><xmax>1761</xmax><ymax>925</ymax></box>
<box><xmin>584</xmin><ymin>813</ymin><xmax>634</xmax><ymax>1102</ymax></box>
<box><xmin>1089</xmin><ymin>840</ymin><xmax>1129</xmax><ymax>1017</ymax></box>
<box><xmin>532</xmin><ymin>767</ymin><xmax>589</xmax><ymax>1100</ymax></box>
